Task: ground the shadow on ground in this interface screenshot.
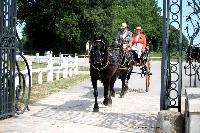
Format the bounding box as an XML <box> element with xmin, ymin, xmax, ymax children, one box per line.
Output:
<box><xmin>30</xmin><ymin>80</ymin><xmax>156</xmax><ymax>132</ymax></box>
<box><xmin>81</xmin><ymin>85</ymin><xmax>146</xmax><ymax>99</ymax></box>
<box><xmin>32</xmin><ymin>102</ymin><xmax>156</xmax><ymax>132</ymax></box>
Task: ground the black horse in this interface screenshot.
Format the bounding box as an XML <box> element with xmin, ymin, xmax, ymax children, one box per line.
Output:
<box><xmin>89</xmin><ymin>39</ymin><xmax>120</xmax><ymax>112</ymax></box>
<box><xmin>113</xmin><ymin>42</ymin><xmax>133</xmax><ymax>97</ymax></box>
<box><xmin>119</xmin><ymin>51</ymin><xmax>133</xmax><ymax>97</ymax></box>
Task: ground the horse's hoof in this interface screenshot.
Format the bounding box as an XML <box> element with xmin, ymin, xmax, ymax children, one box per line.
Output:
<box><xmin>93</xmin><ymin>108</ymin><xmax>99</xmax><ymax>112</ymax></box>
<box><xmin>103</xmin><ymin>99</ymin><xmax>108</xmax><ymax>106</ymax></box>
<box><xmin>93</xmin><ymin>104</ymin><xmax>99</xmax><ymax>112</ymax></box>
<box><xmin>103</xmin><ymin>98</ymin><xmax>112</xmax><ymax>106</ymax></box>
<box><xmin>120</xmin><ymin>93</ymin><xmax>124</xmax><ymax>98</ymax></box>
<box><xmin>125</xmin><ymin>86</ymin><xmax>128</xmax><ymax>91</ymax></box>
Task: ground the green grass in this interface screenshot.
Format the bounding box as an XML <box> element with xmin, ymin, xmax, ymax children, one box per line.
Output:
<box><xmin>150</xmin><ymin>52</ymin><xmax>162</xmax><ymax>57</ymax></box>
<box><xmin>149</xmin><ymin>51</ymin><xmax>187</xmax><ymax>61</ymax></box>
<box><xmin>17</xmin><ymin>61</ymin><xmax>50</xmax><ymax>70</ymax></box>
<box><xmin>29</xmin><ymin>74</ymin><xmax>90</xmax><ymax>104</ymax></box>
<box><xmin>79</xmin><ymin>66</ymin><xmax>90</xmax><ymax>71</ymax></box>
<box><xmin>16</xmin><ymin>62</ymin><xmax>90</xmax><ymax>105</ymax></box>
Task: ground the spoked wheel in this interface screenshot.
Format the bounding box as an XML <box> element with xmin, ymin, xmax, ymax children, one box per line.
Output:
<box><xmin>145</xmin><ymin>59</ymin><xmax>151</xmax><ymax>92</ymax></box>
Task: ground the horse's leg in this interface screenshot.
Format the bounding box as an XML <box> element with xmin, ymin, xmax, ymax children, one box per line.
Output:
<box><xmin>124</xmin><ymin>68</ymin><xmax>132</xmax><ymax>92</ymax></box>
<box><xmin>103</xmin><ymin>79</ymin><xmax>112</xmax><ymax>106</ymax></box>
<box><xmin>124</xmin><ymin>77</ymin><xmax>129</xmax><ymax>93</ymax></box>
<box><xmin>110</xmin><ymin>75</ymin><xmax>117</xmax><ymax>97</ymax></box>
<box><xmin>120</xmin><ymin>73</ymin><xmax>126</xmax><ymax>98</ymax></box>
<box><xmin>91</xmin><ymin>78</ymin><xmax>99</xmax><ymax>112</ymax></box>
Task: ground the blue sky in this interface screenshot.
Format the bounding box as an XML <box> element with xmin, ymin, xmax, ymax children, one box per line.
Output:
<box><xmin>157</xmin><ymin>0</ymin><xmax>187</xmax><ymax>33</ymax></box>
<box><xmin>157</xmin><ymin>0</ymin><xmax>200</xmax><ymax>46</ymax></box>
<box><xmin>16</xmin><ymin>22</ymin><xmax>25</xmax><ymax>39</ymax></box>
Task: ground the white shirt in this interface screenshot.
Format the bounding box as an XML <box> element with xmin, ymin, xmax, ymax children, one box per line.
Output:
<box><xmin>136</xmin><ymin>35</ymin><xmax>139</xmax><ymax>42</ymax></box>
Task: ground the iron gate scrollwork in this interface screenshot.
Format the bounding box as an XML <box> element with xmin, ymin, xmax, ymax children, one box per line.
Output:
<box><xmin>15</xmin><ymin>32</ymin><xmax>32</xmax><ymax>115</ymax></box>
<box><xmin>161</xmin><ymin>0</ymin><xmax>183</xmax><ymax>112</ymax></box>
<box><xmin>184</xmin><ymin>0</ymin><xmax>200</xmax><ymax>87</ymax></box>
<box><xmin>0</xmin><ymin>0</ymin><xmax>31</xmax><ymax>118</ymax></box>
<box><xmin>0</xmin><ymin>0</ymin><xmax>17</xmax><ymax>117</ymax></box>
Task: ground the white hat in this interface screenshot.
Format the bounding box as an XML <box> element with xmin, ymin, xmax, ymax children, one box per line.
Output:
<box><xmin>134</xmin><ymin>26</ymin><xmax>143</xmax><ymax>31</ymax></box>
<box><xmin>120</xmin><ymin>23</ymin><xmax>127</xmax><ymax>29</ymax></box>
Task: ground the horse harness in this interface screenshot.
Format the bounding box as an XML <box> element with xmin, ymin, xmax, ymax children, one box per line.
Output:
<box><xmin>90</xmin><ymin>40</ymin><xmax>110</xmax><ymax>71</ymax></box>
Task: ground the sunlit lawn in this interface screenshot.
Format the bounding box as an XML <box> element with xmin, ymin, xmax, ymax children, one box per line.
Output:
<box><xmin>17</xmin><ymin>61</ymin><xmax>90</xmax><ymax>104</ymax></box>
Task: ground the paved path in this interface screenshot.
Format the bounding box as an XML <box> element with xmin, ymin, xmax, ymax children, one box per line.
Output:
<box><xmin>0</xmin><ymin>61</ymin><xmax>193</xmax><ymax>133</ymax></box>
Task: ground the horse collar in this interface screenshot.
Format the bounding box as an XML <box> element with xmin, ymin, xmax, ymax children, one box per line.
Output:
<box><xmin>91</xmin><ymin>61</ymin><xmax>110</xmax><ymax>71</ymax></box>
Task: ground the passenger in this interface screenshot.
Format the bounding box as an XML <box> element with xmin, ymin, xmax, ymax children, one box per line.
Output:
<box><xmin>129</xmin><ymin>26</ymin><xmax>146</xmax><ymax>58</ymax></box>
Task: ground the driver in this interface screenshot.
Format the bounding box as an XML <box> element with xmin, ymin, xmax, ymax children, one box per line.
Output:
<box><xmin>129</xmin><ymin>26</ymin><xmax>146</xmax><ymax>58</ymax></box>
<box><xmin>115</xmin><ymin>22</ymin><xmax>132</xmax><ymax>50</ymax></box>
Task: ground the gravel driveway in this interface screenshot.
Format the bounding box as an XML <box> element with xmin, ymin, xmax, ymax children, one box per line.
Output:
<box><xmin>0</xmin><ymin>60</ymin><xmax>191</xmax><ymax>133</ymax></box>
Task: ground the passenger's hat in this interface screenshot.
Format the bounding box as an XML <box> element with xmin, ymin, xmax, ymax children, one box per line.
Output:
<box><xmin>134</xmin><ymin>26</ymin><xmax>143</xmax><ymax>31</ymax></box>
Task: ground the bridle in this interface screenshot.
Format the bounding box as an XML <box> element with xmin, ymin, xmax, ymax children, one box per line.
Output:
<box><xmin>90</xmin><ymin>40</ymin><xmax>110</xmax><ymax>71</ymax></box>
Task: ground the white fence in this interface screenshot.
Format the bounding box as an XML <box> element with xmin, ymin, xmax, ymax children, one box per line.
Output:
<box><xmin>15</xmin><ymin>52</ymin><xmax>79</xmax><ymax>87</ymax></box>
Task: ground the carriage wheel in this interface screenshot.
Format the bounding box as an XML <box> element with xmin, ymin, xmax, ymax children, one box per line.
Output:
<box><xmin>145</xmin><ymin>59</ymin><xmax>151</xmax><ymax>92</ymax></box>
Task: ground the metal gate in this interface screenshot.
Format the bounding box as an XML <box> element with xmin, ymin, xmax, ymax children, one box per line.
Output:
<box><xmin>0</xmin><ymin>0</ymin><xmax>31</xmax><ymax>118</ymax></box>
<box><xmin>0</xmin><ymin>0</ymin><xmax>17</xmax><ymax>117</ymax></box>
<box><xmin>161</xmin><ymin>0</ymin><xmax>183</xmax><ymax>112</ymax></box>
<box><xmin>184</xmin><ymin>0</ymin><xmax>200</xmax><ymax>88</ymax></box>
<box><xmin>161</xmin><ymin>0</ymin><xmax>200</xmax><ymax>112</ymax></box>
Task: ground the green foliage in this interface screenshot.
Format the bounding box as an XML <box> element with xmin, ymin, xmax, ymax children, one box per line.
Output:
<box><xmin>168</xmin><ymin>25</ymin><xmax>189</xmax><ymax>53</ymax></box>
<box><xmin>80</xmin><ymin>0</ymin><xmax>115</xmax><ymax>45</ymax></box>
<box><xmin>79</xmin><ymin>66</ymin><xmax>90</xmax><ymax>71</ymax></box>
<box><xmin>56</xmin><ymin>14</ymin><xmax>80</xmax><ymax>39</ymax></box>
<box><xmin>17</xmin><ymin>0</ymin><xmax>188</xmax><ymax>54</ymax></box>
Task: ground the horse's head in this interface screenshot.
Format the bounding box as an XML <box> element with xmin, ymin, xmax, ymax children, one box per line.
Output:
<box><xmin>90</xmin><ymin>39</ymin><xmax>107</xmax><ymax>65</ymax></box>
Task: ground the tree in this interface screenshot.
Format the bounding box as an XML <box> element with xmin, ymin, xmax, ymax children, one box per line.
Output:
<box><xmin>112</xmin><ymin>0</ymin><xmax>162</xmax><ymax>51</ymax></box>
<box><xmin>17</xmin><ymin>0</ymin><xmax>188</xmax><ymax>54</ymax></box>
<box><xmin>17</xmin><ymin>0</ymin><xmax>115</xmax><ymax>54</ymax></box>
<box><xmin>17</xmin><ymin>0</ymin><xmax>86</xmax><ymax>54</ymax></box>
<box><xmin>169</xmin><ymin>26</ymin><xmax>189</xmax><ymax>53</ymax></box>
<box><xmin>80</xmin><ymin>0</ymin><xmax>115</xmax><ymax>45</ymax></box>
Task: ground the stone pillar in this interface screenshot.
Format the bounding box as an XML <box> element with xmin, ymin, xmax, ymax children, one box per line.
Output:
<box><xmin>155</xmin><ymin>110</ymin><xmax>184</xmax><ymax>133</ymax></box>
<box><xmin>185</xmin><ymin>87</ymin><xmax>200</xmax><ymax>133</ymax></box>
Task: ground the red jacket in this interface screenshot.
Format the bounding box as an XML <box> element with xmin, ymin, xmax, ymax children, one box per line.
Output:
<box><xmin>131</xmin><ymin>34</ymin><xmax>146</xmax><ymax>49</ymax></box>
